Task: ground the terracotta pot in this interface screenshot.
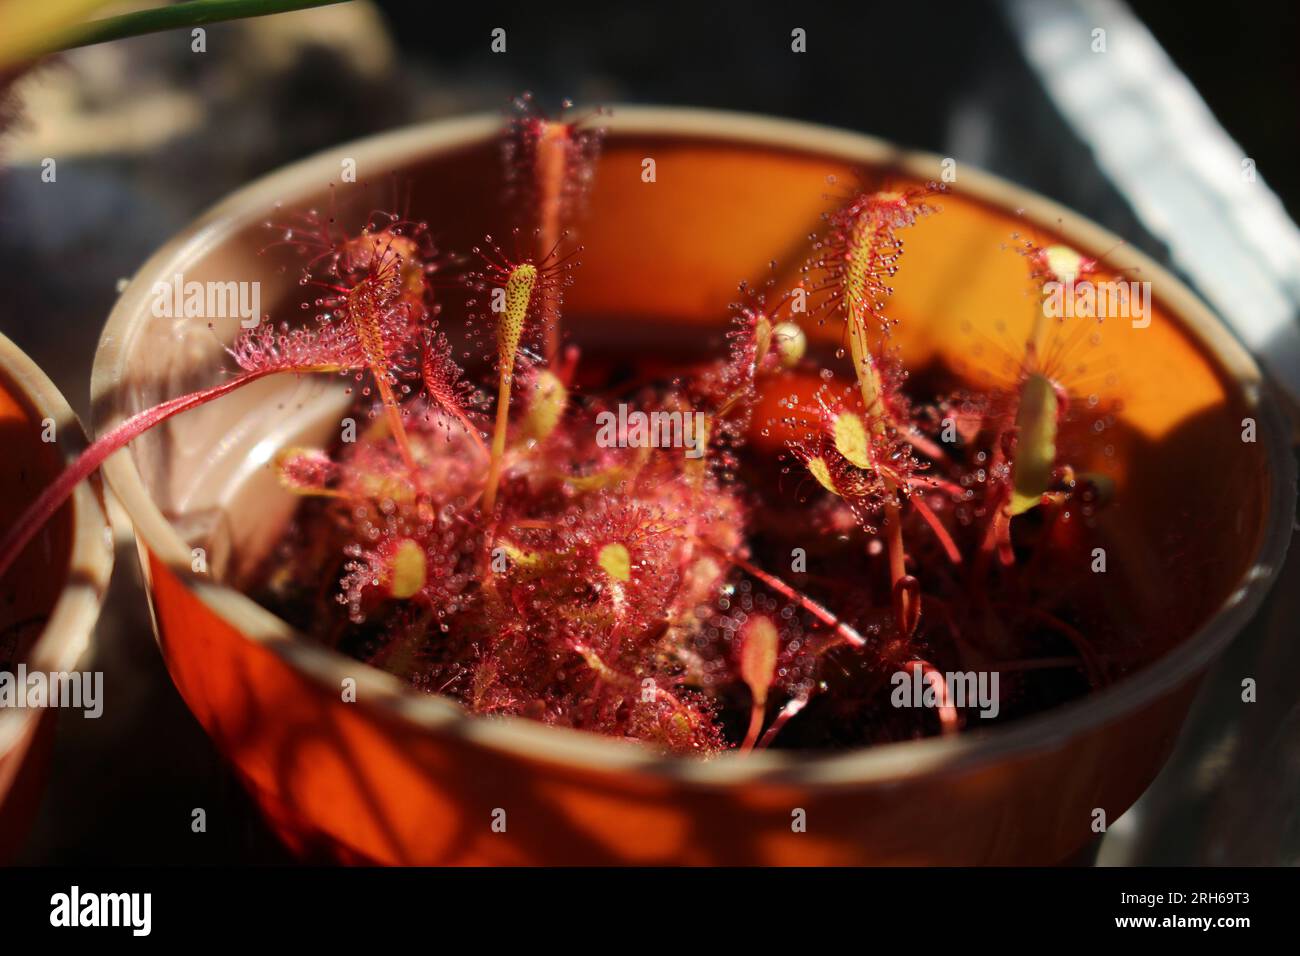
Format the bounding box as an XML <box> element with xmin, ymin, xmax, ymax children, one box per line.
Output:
<box><xmin>91</xmin><ymin>109</ymin><xmax>1294</xmax><ymax>864</ymax></box>
<box><xmin>0</xmin><ymin>333</ymin><xmax>113</xmax><ymax>862</ymax></box>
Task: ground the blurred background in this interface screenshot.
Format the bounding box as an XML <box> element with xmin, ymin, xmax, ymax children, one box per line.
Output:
<box><xmin>0</xmin><ymin>0</ymin><xmax>1296</xmax><ymax>863</ymax></box>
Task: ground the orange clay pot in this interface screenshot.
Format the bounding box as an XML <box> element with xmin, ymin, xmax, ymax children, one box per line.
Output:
<box><xmin>91</xmin><ymin>109</ymin><xmax>1294</xmax><ymax>865</ymax></box>
<box><xmin>0</xmin><ymin>333</ymin><xmax>112</xmax><ymax>862</ymax></box>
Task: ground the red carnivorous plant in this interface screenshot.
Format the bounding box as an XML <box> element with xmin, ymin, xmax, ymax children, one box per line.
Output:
<box><xmin>0</xmin><ymin>96</ymin><xmax>1132</xmax><ymax>755</ymax></box>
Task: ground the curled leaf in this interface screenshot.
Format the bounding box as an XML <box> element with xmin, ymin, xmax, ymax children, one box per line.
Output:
<box><xmin>500</xmin><ymin>263</ymin><xmax>537</xmax><ymax>371</ymax></box>
<box><xmin>772</xmin><ymin>321</ymin><xmax>805</xmax><ymax>367</ymax></box>
<box><xmin>524</xmin><ymin>369</ymin><xmax>567</xmax><ymax>441</ymax></box>
<box><xmin>1010</xmin><ymin>373</ymin><xmax>1059</xmax><ymax>515</ymax></box>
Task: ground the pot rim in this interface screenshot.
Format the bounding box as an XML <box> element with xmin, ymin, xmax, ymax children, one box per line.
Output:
<box><xmin>91</xmin><ymin>107</ymin><xmax>1295</xmax><ymax>788</ymax></box>
<box><xmin>0</xmin><ymin>331</ymin><xmax>113</xmax><ymax>755</ymax></box>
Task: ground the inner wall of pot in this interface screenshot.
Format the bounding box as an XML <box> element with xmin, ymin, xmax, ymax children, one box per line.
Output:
<box><xmin>0</xmin><ymin>370</ymin><xmax>72</xmax><ymax>664</ymax></box>
<box><xmin>111</xmin><ymin>131</ymin><xmax>1272</xmax><ymax>665</ymax></box>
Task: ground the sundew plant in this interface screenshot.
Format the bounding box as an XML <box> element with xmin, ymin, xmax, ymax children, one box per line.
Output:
<box><xmin>0</xmin><ymin>96</ymin><xmax>1136</xmax><ymax>755</ymax></box>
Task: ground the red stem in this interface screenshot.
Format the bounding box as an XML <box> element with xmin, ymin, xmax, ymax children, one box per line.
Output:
<box><xmin>740</xmin><ymin>699</ymin><xmax>765</xmax><ymax>753</ymax></box>
<box><xmin>883</xmin><ymin>499</ymin><xmax>913</xmax><ymax>637</ymax></box>
<box><xmin>904</xmin><ymin>427</ymin><xmax>950</xmax><ymax>464</ymax></box>
<box><xmin>756</xmin><ymin>695</ymin><xmax>809</xmax><ymax>749</ymax></box>
<box><xmin>537</xmin><ymin>123</ymin><xmax>567</xmax><ymax>369</ymax></box>
<box><xmin>971</xmin><ymin>482</ymin><xmax>1012</xmax><ymax>587</ymax></box>
<box><xmin>444</xmin><ymin>403</ymin><xmax>488</xmax><ymax>457</ymax></box>
<box><xmin>915</xmin><ymin>659</ymin><xmax>960</xmax><ymax>734</ymax></box>
<box><xmin>374</xmin><ymin>373</ymin><xmax>417</xmax><ymax>471</ymax></box>
<box><xmin>909</xmin><ymin>474</ymin><xmax>965</xmax><ymax>497</ymax></box>
<box><xmin>697</xmin><ymin>539</ymin><xmax>866</xmax><ymax>648</ymax></box>
<box><xmin>910</xmin><ymin>494</ymin><xmax>962</xmax><ymax>564</ymax></box>
<box><xmin>0</xmin><ymin>369</ymin><xmax>272</xmax><ymax>581</ymax></box>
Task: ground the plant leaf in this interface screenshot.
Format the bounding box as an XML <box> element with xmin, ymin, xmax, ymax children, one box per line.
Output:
<box><xmin>739</xmin><ymin>615</ymin><xmax>779</xmax><ymax>707</ymax></box>
<box><xmin>832</xmin><ymin>412</ymin><xmax>872</xmax><ymax>469</ymax></box>
<box><xmin>597</xmin><ymin>542</ymin><xmax>631</xmax><ymax>582</ymax></box>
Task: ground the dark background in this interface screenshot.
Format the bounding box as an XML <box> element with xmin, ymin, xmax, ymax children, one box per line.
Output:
<box><xmin>1</xmin><ymin>0</ymin><xmax>1296</xmax><ymax>863</ymax></box>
